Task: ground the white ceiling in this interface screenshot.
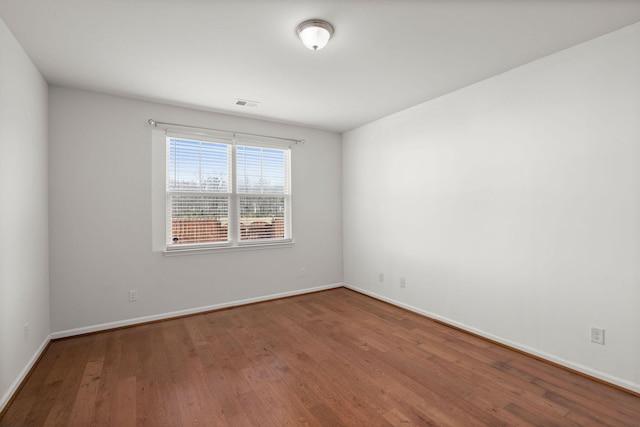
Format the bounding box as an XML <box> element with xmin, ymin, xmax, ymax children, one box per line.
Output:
<box><xmin>2</xmin><ymin>0</ymin><xmax>640</xmax><ymax>133</ymax></box>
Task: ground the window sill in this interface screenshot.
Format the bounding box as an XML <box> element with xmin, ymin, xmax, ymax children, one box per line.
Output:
<box><xmin>163</xmin><ymin>240</ymin><xmax>295</xmax><ymax>256</ymax></box>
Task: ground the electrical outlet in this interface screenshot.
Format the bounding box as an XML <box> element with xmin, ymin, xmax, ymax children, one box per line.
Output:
<box><xmin>129</xmin><ymin>289</ymin><xmax>138</xmax><ymax>302</ymax></box>
<box><xmin>24</xmin><ymin>323</ymin><xmax>29</xmax><ymax>342</ymax></box>
<box><xmin>590</xmin><ymin>326</ymin><xmax>605</xmax><ymax>345</ymax></box>
<box><xmin>299</xmin><ymin>267</ymin><xmax>307</xmax><ymax>277</ymax></box>
<box><xmin>378</xmin><ymin>273</ymin><xmax>384</xmax><ymax>282</ymax></box>
<box><xmin>400</xmin><ymin>277</ymin><xmax>406</xmax><ymax>288</ymax></box>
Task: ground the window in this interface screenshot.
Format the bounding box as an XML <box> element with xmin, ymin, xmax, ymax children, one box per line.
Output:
<box><xmin>166</xmin><ymin>134</ymin><xmax>291</xmax><ymax>251</ymax></box>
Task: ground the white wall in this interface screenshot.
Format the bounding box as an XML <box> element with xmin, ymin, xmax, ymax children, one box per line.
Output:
<box><xmin>0</xmin><ymin>18</ymin><xmax>50</xmax><ymax>410</ymax></box>
<box><xmin>48</xmin><ymin>87</ymin><xmax>343</xmax><ymax>334</ymax></box>
<box><xmin>343</xmin><ymin>23</ymin><xmax>640</xmax><ymax>391</ymax></box>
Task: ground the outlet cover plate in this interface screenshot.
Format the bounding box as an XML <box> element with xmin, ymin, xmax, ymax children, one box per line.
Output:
<box><xmin>590</xmin><ymin>326</ymin><xmax>605</xmax><ymax>345</ymax></box>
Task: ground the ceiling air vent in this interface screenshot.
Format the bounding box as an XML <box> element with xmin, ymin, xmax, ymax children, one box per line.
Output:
<box><xmin>234</xmin><ymin>99</ymin><xmax>260</xmax><ymax>108</ymax></box>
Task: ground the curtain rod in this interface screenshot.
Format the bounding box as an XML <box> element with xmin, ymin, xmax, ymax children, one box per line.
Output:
<box><xmin>147</xmin><ymin>119</ymin><xmax>305</xmax><ymax>144</ymax></box>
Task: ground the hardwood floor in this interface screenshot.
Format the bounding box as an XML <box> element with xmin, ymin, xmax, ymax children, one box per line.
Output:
<box><xmin>2</xmin><ymin>288</ymin><xmax>639</xmax><ymax>426</ymax></box>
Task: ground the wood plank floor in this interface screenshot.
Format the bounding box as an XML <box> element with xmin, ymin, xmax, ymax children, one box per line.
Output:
<box><xmin>2</xmin><ymin>288</ymin><xmax>639</xmax><ymax>426</ymax></box>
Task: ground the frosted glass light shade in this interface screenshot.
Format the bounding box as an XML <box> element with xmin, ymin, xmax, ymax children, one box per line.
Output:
<box><xmin>297</xmin><ymin>20</ymin><xmax>334</xmax><ymax>51</ymax></box>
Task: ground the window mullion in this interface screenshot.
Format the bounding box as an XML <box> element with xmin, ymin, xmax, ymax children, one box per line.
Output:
<box><xmin>198</xmin><ymin>141</ymin><xmax>203</xmax><ymax>191</ymax></box>
<box><xmin>260</xmin><ymin>149</ymin><xmax>264</xmax><ymax>194</ymax></box>
<box><xmin>229</xmin><ymin>143</ymin><xmax>239</xmax><ymax>244</ymax></box>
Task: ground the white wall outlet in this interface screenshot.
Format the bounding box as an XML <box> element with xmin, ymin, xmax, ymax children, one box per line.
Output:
<box><xmin>129</xmin><ymin>289</ymin><xmax>138</xmax><ymax>302</ymax></box>
<box><xmin>24</xmin><ymin>322</ymin><xmax>29</xmax><ymax>342</ymax></box>
<box><xmin>299</xmin><ymin>267</ymin><xmax>307</xmax><ymax>277</ymax></box>
<box><xmin>378</xmin><ymin>273</ymin><xmax>384</xmax><ymax>282</ymax></box>
<box><xmin>590</xmin><ymin>326</ymin><xmax>605</xmax><ymax>345</ymax></box>
<box><xmin>400</xmin><ymin>277</ymin><xmax>406</xmax><ymax>288</ymax></box>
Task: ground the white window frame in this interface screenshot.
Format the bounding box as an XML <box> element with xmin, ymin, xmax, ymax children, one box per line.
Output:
<box><xmin>160</xmin><ymin>131</ymin><xmax>293</xmax><ymax>255</ymax></box>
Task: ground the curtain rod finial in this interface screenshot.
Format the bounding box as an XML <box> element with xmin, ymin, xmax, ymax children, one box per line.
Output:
<box><xmin>148</xmin><ymin>119</ymin><xmax>157</xmax><ymax>127</ymax></box>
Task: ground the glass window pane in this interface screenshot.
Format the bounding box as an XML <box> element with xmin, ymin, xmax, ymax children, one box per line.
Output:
<box><xmin>237</xmin><ymin>145</ymin><xmax>287</xmax><ymax>194</ymax></box>
<box><xmin>239</xmin><ymin>196</ymin><xmax>285</xmax><ymax>241</ymax></box>
<box><xmin>169</xmin><ymin>195</ymin><xmax>229</xmax><ymax>245</ymax></box>
<box><xmin>168</xmin><ymin>138</ymin><xmax>230</xmax><ymax>192</ymax></box>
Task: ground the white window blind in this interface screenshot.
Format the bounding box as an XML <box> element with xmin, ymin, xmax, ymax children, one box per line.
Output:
<box><xmin>166</xmin><ymin>135</ymin><xmax>291</xmax><ymax>250</ymax></box>
<box><xmin>237</xmin><ymin>145</ymin><xmax>291</xmax><ymax>242</ymax></box>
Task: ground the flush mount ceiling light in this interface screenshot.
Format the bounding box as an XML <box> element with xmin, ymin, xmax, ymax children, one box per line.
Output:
<box><xmin>297</xmin><ymin>19</ymin><xmax>334</xmax><ymax>51</ymax></box>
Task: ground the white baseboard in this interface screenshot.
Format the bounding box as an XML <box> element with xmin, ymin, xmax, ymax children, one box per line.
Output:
<box><xmin>344</xmin><ymin>283</ymin><xmax>640</xmax><ymax>395</ymax></box>
<box><xmin>0</xmin><ymin>335</ymin><xmax>50</xmax><ymax>414</ymax></box>
<box><xmin>51</xmin><ymin>283</ymin><xmax>344</xmax><ymax>340</ymax></box>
